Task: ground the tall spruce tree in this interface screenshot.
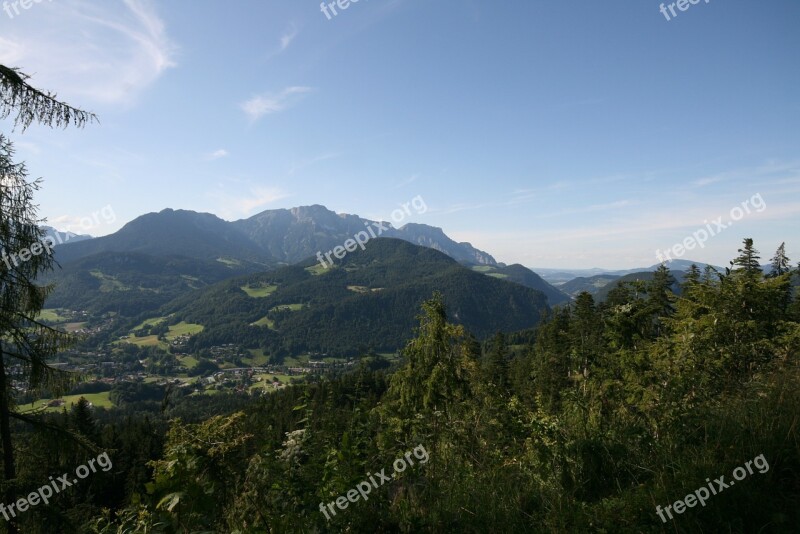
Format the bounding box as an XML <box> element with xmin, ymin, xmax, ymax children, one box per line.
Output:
<box><xmin>768</xmin><ymin>242</ymin><xmax>791</xmax><ymax>278</ymax></box>
<box><xmin>485</xmin><ymin>331</ymin><xmax>509</xmax><ymax>392</ymax></box>
<box><xmin>571</xmin><ymin>292</ymin><xmax>602</xmax><ymax>379</ymax></box>
<box><xmin>647</xmin><ymin>264</ymin><xmax>676</xmax><ymax>337</ymax></box>
<box><xmin>683</xmin><ymin>264</ymin><xmax>701</xmax><ymax>289</ymax></box>
<box><xmin>1</xmin><ymin>64</ymin><xmax>95</xmax><ymax>533</ymax></box>
<box><xmin>731</xmin><ymin>238</ymin><xmax>762</xmax><ymax>277</ymax></box>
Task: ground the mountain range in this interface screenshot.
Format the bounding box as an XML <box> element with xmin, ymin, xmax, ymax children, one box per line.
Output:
<box><xmin>40</xmin><ymin>205</ymin><xmax>572</xmax><ymax>355</ymax></box>
<box><xmin>41</xmin><ymin>204</ymin><xmax>758</xmax><ymax>356</ymax></box>
<box><xmin>54</xmin><ymin>206</ymin><xmax>498</xmax><ymax>267</ymax></box>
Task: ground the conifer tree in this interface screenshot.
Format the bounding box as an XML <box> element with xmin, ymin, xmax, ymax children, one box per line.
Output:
<box><xmin>71</xmin><ymin>397</ymin><xmax>98</xmax><ymax>443</ymax></box>
<box><xmin>731</xmin><ymin>238</ymin><xmax>762</xmax><ymax>277</ymax></box>
<box><xmin>647</xmin><ymin>264</ymin><xmax>676</xmax><ymax>336</ymax></box>
<box><xmin>682</xmin><ymin>264</ymin><xmax>701</xmax><ymax>290</ymax></box>
<box><xmin>1</xmin><ymin>65</ymin><xmax>96</xmax><ymax>131</ymax></box>
<box><xmin>532</xmin><ymin>307</ymin><xmax>572</xmax><ymax>410</ymax></box>
<box><xmin>485</xmin><ymin>331</ymin><xmax>509</xmax><ymax>392</ymax></box>
<box><xmin>571</xmin><ymin>292</ymin><xmax>602</xmax><ymax>378</ymax></box>
<box><xmin>767</xmin><ymin>242</ymin><xmax>791</xmax><ymax>277</ymax></box>
<box><xmin>378</xmin><ymin>292</ymin><xmax>479</xmax><ymax>443</ymax></box>
<box><xmin>1</xmin><ymin>64</ymin><xmax>95</xmax><ymax>533</ymax></box>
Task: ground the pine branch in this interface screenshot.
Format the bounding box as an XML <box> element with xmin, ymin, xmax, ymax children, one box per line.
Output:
<box><xmin>0</xmin><ymin>65</ymin><xmax>97</xmax><ymax>132</ymax></box>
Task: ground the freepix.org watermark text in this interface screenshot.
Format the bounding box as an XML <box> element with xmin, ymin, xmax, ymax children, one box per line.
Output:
<box><xmin>319</xmin><ymin>444</ymin><xmax>429</xmax><ymax>521</ymax></box>
<box><xmin>3</xmin><ymin>0</ymin><xmax>53</xmax><ymax>20</ymax></box>
<box><xmin>655</xmin><ymin>193</ymin><xmax>765</xmax><ymax>264</ymax></box>
<box><xmin>1</xmin><ymin>204</ymin><xmax>115</xmax><ymax>270</ymax></box>
<box><xmin>659</xmin><ymin>0</ymin><xmax>711</xmax><ymax>22</ymax></box>
<box><xmin>655</xmin><ymin>453</ymin><xmax>769</xmax><ymax>523</ymax></box>
<box><xmin>316</xmin><ymin>195</ymin><xmax>427</xmax><ymax>269</ymax></box>
<box><xmin>0</xmin><ymin>452</ymin><xmax>112</xmax><ymax>522</ymax></box>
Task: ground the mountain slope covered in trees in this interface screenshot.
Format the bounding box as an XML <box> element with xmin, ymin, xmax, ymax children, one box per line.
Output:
<box><xmin>162</xmin><ymin>238</ymin><xmax>550</xmax><ymax>357</ymax></box>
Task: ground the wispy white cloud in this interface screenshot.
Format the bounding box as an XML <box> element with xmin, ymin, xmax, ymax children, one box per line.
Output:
<box><xmin>534</xmin><ymin>199</ymin><xmax>635</xmax><ymax>219</ymax></box>
<box><xmin>240</xmin><ymin>86</ymin><xmax>313</xmax><ymax>122</ymax></box>
<box><xmin>280</xmin><ymin>24</ymin><xmax>298</xmax><ymax>51</ymax></box>
<box><xmin>393</xmin><ymin>174</ymin><xmax>418</xmax><ymax>188</ymax></box>
<box><xmin>0</xmin><ymin>0</ymin><xmax>177</xmax><ymax>105</ymax></box>
<box><xmin>287</xmin><ymin>152</ymin><xmax>339</xmax><ymax>175</ymax></box>
<box><xmin>438</xmin><ymin>202</ymin><xmax>491</xmax><ymax>215</ymax></box>
<box><xmin>214</xmin><ymin>186</ymin><xmax>292</xmax><ymax>219</ymax></box>
<box><xmin>205</xmin><ymin>149</ymin><xmax>229</xmax><ymax>161</ymax></box>
<box><xmin>507</xmin><ymin>181</ymin><xmax>570</xmax><ymax>204</ymax></box>
<box><xmin>693</xmin><ymin>175</ymin><xmax>726</xmax><ymax>187</ymax></box>
<box><xmin>691</xmin><ymin>160</ymin><xmax>800</xmax><ymax>189</ymax></box>
<box><xmin>12</xmin><ymin>141</ymin><xmax>41</xmax><ymax>155</ymax></box>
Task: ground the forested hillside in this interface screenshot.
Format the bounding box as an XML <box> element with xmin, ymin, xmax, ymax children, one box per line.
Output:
<box><xmin>7</xmin><ymin>240</ymin><xmax>797</xmax><ymax>532</ymax></box>
<box><xmin>163</xmin><ymin>238</ymin><xmax>550</xmax><ymax>357</ymax></box>
<box><xmin>42</xmin><ymin>251</ymin><xmax>254</xmax><ymax>315</ymax></box>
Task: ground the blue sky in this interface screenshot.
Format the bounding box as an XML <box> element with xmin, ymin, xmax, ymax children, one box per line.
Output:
<box><xmin>1</xmin><ymin>0</ymin><xmax>798</xmax><ymax>269</ymax></box>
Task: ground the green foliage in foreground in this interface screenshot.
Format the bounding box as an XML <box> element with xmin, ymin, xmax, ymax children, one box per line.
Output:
<box><xmin>13</xmin><ymin>240</ymin><xmax>800</xmax><ymax>533</ymax></box>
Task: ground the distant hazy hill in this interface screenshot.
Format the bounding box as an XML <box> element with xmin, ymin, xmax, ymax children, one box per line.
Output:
<box><xmin>648</xmin><ymin>259</ymin><xmax>722</xmax><ymax>272</ymax></box>
<box><xmin>42</xmin><ymin>225</ymin><xmax>92</xmax><ymax>246</ymax></box>
<box><xmin>559</xmin><ymin>274</ymin><xmax>622</xmax><ymax>299</ymax></box>
<box><xmin>593</xmin><ymin>270</ymin><xmax>686</xmax><ymax>302</ymax></box>
<box><xmin>561</xmin><ymin>266</ymin><xmax>699</xmax><ymax>302</ymax></box>
<box><xmin>471</xmin><ymin>264</ymin><xmax>571</xmax><ymax>305</ymax></box>
<box><xmin>536</xmin><ymin>260</ymin><xmax>723</xmax><ymax>285</ymax></box>
<box><xmin>162</xmin><ymin>238</ymin><xmax>549</xmax><ymax>357</ymax></box>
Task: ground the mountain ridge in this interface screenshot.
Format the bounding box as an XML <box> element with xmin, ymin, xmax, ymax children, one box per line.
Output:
<box><xmin>55</xmin><ymin>205</ymin><xmax>497</xmax><ymax>269</ymax></box>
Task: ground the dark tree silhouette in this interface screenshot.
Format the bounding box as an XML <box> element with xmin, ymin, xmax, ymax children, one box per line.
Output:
<box><xmin>1</xmin><ymin>63</ymin><xmax>96</xmax><ymax>533</ymax></box>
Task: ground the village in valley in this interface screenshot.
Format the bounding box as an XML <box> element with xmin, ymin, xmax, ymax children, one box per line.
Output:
<box><xmin>19</xmin><ymin>308</ymin><xmax>364</xmax><ymax>414</ymax></box>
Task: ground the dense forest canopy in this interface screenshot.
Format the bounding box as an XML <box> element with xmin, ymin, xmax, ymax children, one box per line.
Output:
<box><xmin>1</xmin><ymin>240</ymin><xmax>796</xmax><ymax>532</ymax></box>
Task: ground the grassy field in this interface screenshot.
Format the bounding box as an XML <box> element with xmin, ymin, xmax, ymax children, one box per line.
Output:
<box><xmin>126</xmin><ymin>335</ymin><xmax>162</xmax><ymax>347</ymax></box>
<box><xmin>250</xmin><ymin>316</ymin><xmax>275</xmax><ymax>329</ymax></box>
<box><xmin>20</xmin><ymin>392</ymin><xmax>114</xmax><ymax>414</ymax></box>
<box><xmin>166</xmin><ymin>321</ymin><xmax>204</xmax><ymax>339</ymax></box>
<box><xmin>283</xmin><ymin>355</ymin><xmax>301</xmax><ymax>366</ymax></box>
<box><xmin>63</xmin><ymin>322</ymin><xmax>88</xmax><ymax>332</ymax></box>
<box><xmin>120</xmin><ymin>321</ymin><xmax>203</xmax><ymax>350</ymax></box>
<box><xmin>133</xmin><ymin>316</ymin><xmax>168</xmax><ymax>330</ymax></box>
<box><xmin>471</xmin><ymin>265</ymin><xmax>508</xmax><ymax>279</ymax></box>
<box><xmin>240</xmin><ymin>283</ymin><xmax>278</xmax><ymax>298</ymax></box>
<box><xmin>244</xmin><ymin>349</ymin><xmax>271</xmax><ymax>366</ymax></box>
<box><xmin>305</xmin><ymin>264</ymin><xmax>329</xmax><ymax>276</ymax></box>
<box><xmin>217</xmin><ymin>257</ymin><xmax>242</xmax><ymax>267</ymax></box>
<box><xmin>89</xmin><ymin>270</ymin><xmax>130</xmax><ymax>292</ymax></box>
<box><xmin>178</xmin><ymin>355</ymin><xmax>199</xmax><ymax>369</ymax></box>
<box><xmin>37</xmin><ymin>309</ymin><xmax>72</xmax><ymax>322</ymax></box>
<box><xmin>347</xmin><ymin>285</ymin><xmax>370</xmax><ymax>293</ymax></box>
